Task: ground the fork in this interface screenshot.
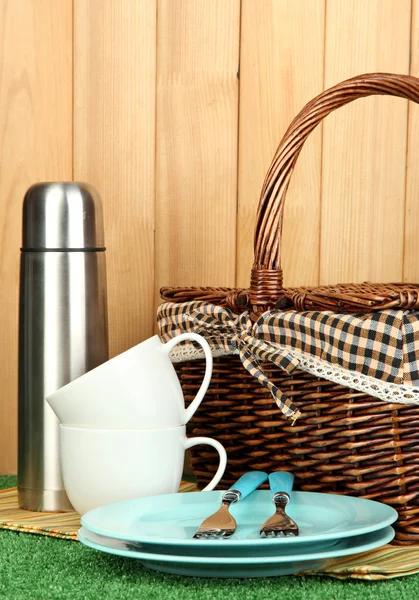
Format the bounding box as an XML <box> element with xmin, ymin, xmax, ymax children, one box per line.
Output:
<box><xmin>193</xmin><ymin>471</ymin><xmax>268</xmax><ymax>539</ymax></box>
<box><xmin>260</xmin><ymin>471</ymin><xmax>299</xmax><ymax>537</ymax></box>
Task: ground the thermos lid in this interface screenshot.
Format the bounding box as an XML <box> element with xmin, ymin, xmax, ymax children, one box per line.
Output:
<box><xmin>22</xmin><ymin>182</ymin><xmax>105</xmax><ymax>250</ymax></box>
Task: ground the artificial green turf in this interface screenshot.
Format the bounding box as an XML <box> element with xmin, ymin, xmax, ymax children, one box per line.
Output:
<box><xmin>0</xmin><ymin>476</ymin><xmax>418</xmax><ymax>600</ymax></box>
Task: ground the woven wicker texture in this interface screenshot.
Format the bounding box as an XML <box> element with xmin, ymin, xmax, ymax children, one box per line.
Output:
<box><xmin>177</xmin><ymin>357</ymin><xmax>419</xmax><ymax>545</ymax></box>
<box><xmin>161</xmin><ymin>282</ymin><xmax>419</xmax><ymax>314</ymax></box>
<box><xmin>161</xmin><ymin>73</ymin><xmax>419</xmax><ymax>544</ymax></box>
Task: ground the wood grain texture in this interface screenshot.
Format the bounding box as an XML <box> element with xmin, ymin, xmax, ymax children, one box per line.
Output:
<box><xmin>155</xmin><ymin>0</ymin><xmax>240</xmax><ymax>297</ymax></box>
<box><xmin>2</xmin><ymin>1</ymin><xmax>419</xmax><ymax>476</ymax></box>
<box><xmin>0</xmin><ymin>0</ymin><xmax>72</xmax><ymax>474</ymax></box>
<box><xmin>74</xmin><ymin>0</ymin><xmax>156</xmax><ymax>356</ymax></box>
<box><xmin>320</xmin><ymin>0</ymin><xmax>411</xmax><ymax>285</ymax></box>
<box><xmin>237</xmin><ymin>0</ymin><xmax>325</xmax><ymax>288</ymax></box>
<box><xmin>404</xmin><ymin>0</ymin><xmax>419</xmax><ymax>282</ymax></box>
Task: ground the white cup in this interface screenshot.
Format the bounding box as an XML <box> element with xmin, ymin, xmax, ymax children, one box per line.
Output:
<box><xmin>46</xmin><ymin>334</ymin><xmax>212</xmax><ymax>429</ymax></box>
<box><xmin>60</xmin><ymin>425</ymin><xmax>227</xmax><ymax>515</ymax></box>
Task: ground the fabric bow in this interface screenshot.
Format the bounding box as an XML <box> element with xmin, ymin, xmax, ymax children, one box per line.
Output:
<box><xmin>184</xmin><ymin>305</ymin><xmax>301</xmax><ymax>422</ymax></box>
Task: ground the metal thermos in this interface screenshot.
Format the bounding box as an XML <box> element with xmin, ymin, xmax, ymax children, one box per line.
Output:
<box><xmin>18</xmin><ymin>182</ymin><xmax>109</xmax><ymax>511</ymax></box>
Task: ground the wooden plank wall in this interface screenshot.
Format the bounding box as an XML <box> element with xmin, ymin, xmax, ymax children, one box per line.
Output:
<box><xmin>74</xmin><ymin>0</ymin><xmax>157</xmax><ymax>353</ymax></box>
<box><xmin>0</xmin><ymin>0</ymin><xmax>73</xmax><ymax>473</ymax></box>
<box><xmin>0</xmin><ymin>0</ymin><xmax>418</xmax><ymax>473</ymax></box>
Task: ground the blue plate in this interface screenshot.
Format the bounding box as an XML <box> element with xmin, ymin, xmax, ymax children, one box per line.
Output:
<box><xmin>79</xmin><ymin>525</ymin><xmax>340</xmax><ymax>558</ymax></box>
<box><xmin>81</xmin><ymin>490</ymin><xmax>398</xmax><ymax>550</ymax></box>
<box><xmin>78</xmin><ymin>526</ymin><xmax>395</xmax><ymax>578</ymax></box>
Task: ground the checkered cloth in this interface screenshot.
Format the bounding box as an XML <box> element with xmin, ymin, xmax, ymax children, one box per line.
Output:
<box><xmin>159</xmin><ymin>302</ymin><xmax>301</xmax><ymax>419</ymax></box>
<box><xmin>256</xmin><ymin>309</ymin><xmax>419</xmax><ymax>386</ymax></box>
<box><xmin>157</xmin><ymin>301</ymin><xmax>419</xmax><ymax>420</ymax></box>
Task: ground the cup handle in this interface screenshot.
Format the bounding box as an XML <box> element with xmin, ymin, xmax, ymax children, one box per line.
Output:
<box><xmin>185</xmin><ymin>436</ymin><xmax>227</xmax><ymax>491</ymax></box>
<box><xmin>162</xmin><ymin>333</ymin><xmax>213</xmax><ymax>424</ymax></box>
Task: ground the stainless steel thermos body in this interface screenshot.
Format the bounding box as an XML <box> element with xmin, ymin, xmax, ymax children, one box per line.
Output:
<box><xmin>18</xmin><ymin>182</ymin><xmax>109</xmax><ymax>511</ymax></box>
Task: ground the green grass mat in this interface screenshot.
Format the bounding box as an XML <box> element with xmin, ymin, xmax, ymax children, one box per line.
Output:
<box><xmin>0</xmin><ymin>475</ymin><xmax>418</xmax><ymax>600</ymax></box>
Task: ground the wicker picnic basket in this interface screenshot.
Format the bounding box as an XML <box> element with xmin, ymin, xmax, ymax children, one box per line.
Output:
<box><xmin>160</xmin><ymin>73</ymin><xmax>419</xmax><ymax>545</ymax></box>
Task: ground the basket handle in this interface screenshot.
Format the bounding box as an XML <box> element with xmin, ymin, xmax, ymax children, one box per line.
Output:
<box><xmin>250</xmin><ymin>72</ymin><xmax>419</xmax><ymax>315</ymax></box>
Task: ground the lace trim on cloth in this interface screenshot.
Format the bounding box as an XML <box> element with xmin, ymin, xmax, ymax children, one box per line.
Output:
<box><xmin>169</xmin><ymin>343</ymin><xmax>419</xmax><ymax>406</ymax></box>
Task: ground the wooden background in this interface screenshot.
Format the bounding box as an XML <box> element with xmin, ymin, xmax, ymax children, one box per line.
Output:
<box><xmin>1</xmin><ymin>0</ymin><xmax>418</xmax><ymax>473</ymax></box>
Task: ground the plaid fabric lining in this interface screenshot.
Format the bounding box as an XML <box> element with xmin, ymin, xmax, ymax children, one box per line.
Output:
<box><xmin>403</xmin><ymin>313</ymin><xmax>419</xmax><ymax>383</ymax></box>
<box><xmin>256</xmin><ymin>310</ymin><xmax>411</xmax><ymax>386</ymax></box>
<box><xmin>159</xmin><ymin>302</ymin><xmax>301</xmax><ymax>420</ymax></box>
<box><xmin>158</xmin><ymin>302</ymin><xmax>419</xmax><ymax>419</ymax></box>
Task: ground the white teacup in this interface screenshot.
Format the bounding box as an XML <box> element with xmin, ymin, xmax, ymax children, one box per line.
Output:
<box><xmin>60</xmin><ymin>425</ymin><xmax>227</xmax><ymax>515</ymax></box>
<box><xmin>46</xmin><ymin>333</ymin><xmax>212</xmax><ymax>429</ymax></box>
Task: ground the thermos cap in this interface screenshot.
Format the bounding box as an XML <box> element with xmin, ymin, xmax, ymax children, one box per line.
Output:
<box><xmin>22</xmin><ymin>182</ymin><xmax>105</xmax><ymax>250</ymax></box>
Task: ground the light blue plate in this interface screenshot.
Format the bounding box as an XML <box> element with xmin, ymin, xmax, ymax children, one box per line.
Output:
<box><xmin>79</xmin><ymin>525</ymin><xmax>340</xmax><ymax>558</ymax></box>
<box><xmin>81</xmin><ymin>490</ymin><xmax>398</xmax><ymax>550</ymax></box>
<box><xmin>78</xmin><ymin>526</ymin><xmax>395</xmax><ymax>578</ymax></box>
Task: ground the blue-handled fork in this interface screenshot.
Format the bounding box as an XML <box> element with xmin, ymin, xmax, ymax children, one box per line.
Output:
<box><xmin>260</xmin><ymin>471</ymin><xmax>299</xmax><ymax>537</ymax></box>
<box><xmin>193</xmin><ymin>471</ymin><xmax>268</xmax><ymax>539</ymax></box>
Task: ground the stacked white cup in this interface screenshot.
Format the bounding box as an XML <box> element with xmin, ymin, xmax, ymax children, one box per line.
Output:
<box><xmin>46</xmin><ymin>334</ymin><xmax>227</xmax><ymax>515</ymax></box>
